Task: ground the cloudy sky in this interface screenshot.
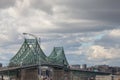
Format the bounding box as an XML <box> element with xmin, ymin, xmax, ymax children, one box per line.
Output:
<box><xmin>0</xmin><ymin>0</ymin><xmax>120</xmax><ymax>66</ymax></box>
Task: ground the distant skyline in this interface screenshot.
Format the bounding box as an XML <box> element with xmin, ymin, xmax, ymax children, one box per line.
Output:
<box><xmin>0</xmin><ymin>0</ymin><xmax>120</xmax><ymax>66</ymax></box>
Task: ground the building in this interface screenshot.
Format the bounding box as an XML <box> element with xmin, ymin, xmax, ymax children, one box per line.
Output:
<box><xmin>88</xmin><ymin>65</ymin><xmax>120</xmax><ymax>75</ymax></box>
<box><xmin>0</xmin><ymin>63</ymin><xmax>2</xmax><ymax>67</ymax></box>
<box><xmin>81</xmin><ymin>64</ymin><xmax>87</xmax><ymax>70</ymax></box>
<box><xmin>70</xmin><ymin>65</ymin><xmax>80</xmax><ymax>69</ymax></box>
<box><xmin>96</xmin><ymin>75</ymin><xmax>120</xmax><ymax>80</ymax></box>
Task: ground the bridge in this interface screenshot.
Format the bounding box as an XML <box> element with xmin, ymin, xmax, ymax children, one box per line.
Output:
<box><xmin>0</xmin><ymin>33</ymin><xmax>110</xmax><ymax>80</ymax></box>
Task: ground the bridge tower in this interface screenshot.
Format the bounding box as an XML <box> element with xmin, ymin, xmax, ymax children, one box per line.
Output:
<box><xmin>7</xmin><ymin>33</ymin><xmax>69</xmax><ymax>80</ymax></box>
<box><xmin>9</xmin><ymin>33</ymin><xmax>47</xmax><ymax>67</ymax></box>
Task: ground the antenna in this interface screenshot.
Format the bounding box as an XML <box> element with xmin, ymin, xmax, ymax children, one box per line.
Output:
<box><xmin>38</xmin><ymin>37</ymin><xmax>41</xmax><ymax>45</ymax></box>
<box><xmin>23</xmin><ymin>33</ymin><xmax>37</xmax><ymax>39</ymax></box>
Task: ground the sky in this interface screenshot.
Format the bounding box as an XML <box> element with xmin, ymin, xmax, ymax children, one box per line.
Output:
<box><xmin>0</xmin><ymin>0</ymin><xmax>120</xmax><ymax>66</ymax></box>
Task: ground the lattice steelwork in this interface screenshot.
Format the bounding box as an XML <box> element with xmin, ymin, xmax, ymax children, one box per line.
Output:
<box><xmin>9</xmin><ymin>38</ymin><xmax>47</xmax><ymax>67</ymax></box>
<box><xmin>9</xmin><ymin>34</ymin><xmax>69</xmax><ymax>67</ymax></box>
<box><xmin>48</xmin><ymin>47</ymin><xmax>69</xmax><ymax>66</ymax></box>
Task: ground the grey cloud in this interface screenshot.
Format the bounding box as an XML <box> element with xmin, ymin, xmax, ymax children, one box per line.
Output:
<box><xmin>66</xmin><ymin>54</ymin><xmax>88</xmax><ymax>65</ymax></box>
<box><xmin>30</xmin><ymin>0</ymin><xmax>53</xmax><ymax>14</ymax></box>
<box><xmin>63</xmin><ymin>0</ymin><xmax>120</xmax><ymax>11</ymax></box>
<box><xmin>51</xmin><ymin>22</ymin><xmax>119</xmax><ymax>33</ymax></box>
<box><xmin>0</xmin><ymin>0</ymin><xmax>15</xmax><ymax>9</ymax></box>
<box><xmin>95</xmin><ymin>34</ymin><xmax>120</xmax><ymax>48</ymax></box>
<box><xmin>53</xmin><ymin>0</ymin><xmax>120</xmax><ymax>25</ymax></box>
<box><xmin>0</xmin><ymin>0</ymin><xmax>120</xmax><ymax>66</ymax></box>
<box><xmin>108</xmin><ymin>59</ymin><xmax>120</xmax><ymax>66</ymax></box>
<box><xmin>69</xmin><ymin>10</ymin><xmax>120</xmax><ymax>24</ymax></box>
<box><xmin>41</xmin><ymin>0</ymin><xmax>120</xmax><ymax>33</ymax></box>
<box><xmin>56</xmin><ymin>0</ymin><xmax>120</xmax><ymax>8</ymax></box>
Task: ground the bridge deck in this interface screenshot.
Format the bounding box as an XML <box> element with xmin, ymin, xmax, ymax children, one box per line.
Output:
<box><xmin>0</xmin><ymin>64</ymin><xmax>111</xmax><ymax>75</ymax></box>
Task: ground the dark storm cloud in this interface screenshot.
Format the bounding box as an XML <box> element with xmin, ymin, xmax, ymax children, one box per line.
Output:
<box><xmin>59</xmin><ymin>0</ymin><xmax>120</xmax><ymax>23</ymax></box>
<box><xmin>51</xmin><ymin>22</ymin><xmax>119</xmax><ymax>33</ymax></box>
<box><xmin>57</xmin><ymin>0</ymin><xmax>120</xmax><ymax>10</ymax></box>
<box><xmin>0</xmin><ymin>0</ymin><xmax>15</xmax><ymax>9</ymax></box>
<box><xmin>47</xmin><ymin>0</ymin><xmax>120</xmax><ymax>33</ymax></box>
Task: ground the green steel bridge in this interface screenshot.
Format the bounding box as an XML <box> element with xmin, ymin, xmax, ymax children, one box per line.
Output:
<box><xmin>0</xmin><ymin>33</ymin><xmax>110</xmax><ymax>80</ymax></box>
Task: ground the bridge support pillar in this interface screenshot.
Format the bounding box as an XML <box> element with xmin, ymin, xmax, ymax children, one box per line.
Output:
<box><xmin>1</xmin><ymin>75</ymin><xmax>3</xmax><ymax>80</ymax></box>
<box><xmin>20</xmin><ymin>69</ymin><xmax>38</xmax><ymax>80</ymax></box>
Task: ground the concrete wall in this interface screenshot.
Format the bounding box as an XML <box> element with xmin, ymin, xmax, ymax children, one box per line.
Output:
<box><xmin>96</xmin><ymin>75</ymin><xmax>120</xmax><ymax>80</ymax></box>
<box><xmin>53</xmin><ymin>69</ymin><xmax>64</xmax><ymax>80</ymax></box>
<box><xmin>21</xmin><ymin>69</ymin><xmax>38</xmax><ymax>80</ymax></box>
<box><xmin>70</xmin><ymin>71</ymin><xmax>92</xmax><ymax>80</ymax></box>
<box><xmin>114</xmin><ymin>75</ymin><xmax>120</xmax><ymax>80</ymax></box>
<box><xmin>0</xmin><ymin>66</ymin><xmax>114</xmax><ymax>80</ymax></box>
<box><xmin>96</xmin><ymin>75</ymin><xmax>111</xmax><ymax>80</ymax></box>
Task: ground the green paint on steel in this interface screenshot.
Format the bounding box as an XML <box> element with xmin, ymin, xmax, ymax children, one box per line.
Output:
<box><xmin>1</xmin><ymin>36</ymin><xmax>111</xmax><ymax>76</ymax></box>
<box><xmin>9</xmin><ymin>38</ymin><xmax>69</xmax><ymax>67</ymax></box>
<box><xmin>48</xmin><ymin>47</ymin><xmax>69</xmax><ymax>66</ymax></box>
<box><xmin>9</xmin><ymin>38</ymin><xmax>47</xmax><ymax>66</ymax></box>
